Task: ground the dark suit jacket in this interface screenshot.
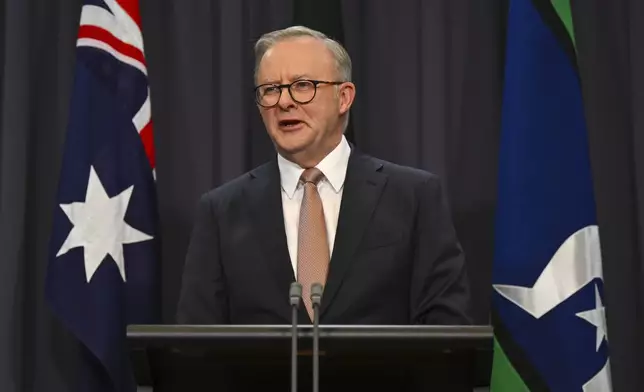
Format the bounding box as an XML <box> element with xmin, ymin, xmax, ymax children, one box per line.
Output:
<box><xmin>176</xmin><ymin>148</ymin><xmax>471</xmax><ymax>325</ymax></box>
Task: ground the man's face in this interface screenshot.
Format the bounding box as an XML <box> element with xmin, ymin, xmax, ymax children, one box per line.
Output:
<box><xmin>255</xmin><ymin>37</ymin><xmax>355</xmax><ymax>167</ymax></box>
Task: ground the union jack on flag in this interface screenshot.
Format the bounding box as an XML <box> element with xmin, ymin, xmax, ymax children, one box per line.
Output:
<box><xmin>46</xmin><ymin>0</ymin><xmax>159</xmax><ymax>391</ymax></box>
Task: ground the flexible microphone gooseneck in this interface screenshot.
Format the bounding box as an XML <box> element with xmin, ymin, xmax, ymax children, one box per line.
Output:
<box><xmin>289</xmin><ymin>282</ymin><xmax>303</xmax><ymax>392</ymax></box>
<box><xmin>310</xmin><ymin>283</ymin><xmax>324</xmax><ymax>392</ymax></box>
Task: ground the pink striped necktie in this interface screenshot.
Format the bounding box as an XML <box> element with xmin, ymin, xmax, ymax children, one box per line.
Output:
<box><xmin>297</xmin><ymin>167</ymin><xmax>329</xmax><ymax>320</ymax></box>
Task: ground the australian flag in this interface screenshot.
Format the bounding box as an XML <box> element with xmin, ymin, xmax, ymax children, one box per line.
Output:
<box><xmin>45</xmin><ymin>1</ymin><xmax>159</xmax><ymax>391</ymax></box>
<box><xmin>490</xmin><ymin>0</ymin><xmax>611</xmax><ymax>391</ymax></box>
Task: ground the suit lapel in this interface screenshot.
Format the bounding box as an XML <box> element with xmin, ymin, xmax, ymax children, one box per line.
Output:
<box><xmin>245</xmin><ymin>161</ymin><xmax>296</xmax><ymax>314</ymax></box>
<box><xmin>320</xmin><ymin>152</ymin><xmax>387</xmax><ymax>317</ymax></box>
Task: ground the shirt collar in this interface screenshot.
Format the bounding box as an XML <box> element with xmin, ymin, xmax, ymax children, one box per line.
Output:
<box><xmin>277</xmin><ymin>135</ymin><xmax>351</xmax><ymax>199</ymax></box>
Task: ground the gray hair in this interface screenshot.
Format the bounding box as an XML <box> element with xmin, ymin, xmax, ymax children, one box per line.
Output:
<box><xmin>254</xmin><ymin>26</ymin><xmax>352</xmax><ymax>83</ymax></box>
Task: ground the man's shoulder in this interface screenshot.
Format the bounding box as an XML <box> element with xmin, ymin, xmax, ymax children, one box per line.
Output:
<box><xmin>199</xmin><ymin>160</ymin><xmax>275</xmax><ymax>204</ymax></box>
<box><xmin>360</xmin><ymin>153</ymin><xmax>440</xmax><ymax>187</ymax></box>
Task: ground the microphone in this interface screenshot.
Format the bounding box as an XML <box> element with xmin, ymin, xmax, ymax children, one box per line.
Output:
<box><xmin>310</xmin><ymin>283</ymin><xmax>324</xmax><ymax>392</ymax></box>
<box><xmin>289</xmin><ymin>282</ymin><xmax>302</xmax><ymax>392</ymax></box>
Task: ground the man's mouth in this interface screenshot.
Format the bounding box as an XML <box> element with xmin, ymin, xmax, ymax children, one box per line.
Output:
<box><xmin>278</xmin><ymin>119</ymin><xmax>304</xmax><ymax>129</ymax></box>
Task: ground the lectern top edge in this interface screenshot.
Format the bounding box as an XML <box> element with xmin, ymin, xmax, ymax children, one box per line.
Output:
<box><xmin>126</xmin><ymin>324</ymin><xmax>493</xmax><ymax>340</ymax></box>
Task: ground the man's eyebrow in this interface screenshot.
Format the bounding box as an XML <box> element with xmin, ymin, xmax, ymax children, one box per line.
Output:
<box><xmin>260</xmin><ymin>74</ymin><xmax>312</xmax><ymax>85</ymax></box>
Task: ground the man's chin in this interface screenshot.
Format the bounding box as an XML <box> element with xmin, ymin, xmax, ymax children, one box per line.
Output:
<box><xmin>273</xmin><ymin>133</ymin><xmax>311</xmax><ymax>153</ymax></box>
<box><xmin>276</xmin><ymin>142</ymin><xmax>309</xmax><ymax>157</ymax></box>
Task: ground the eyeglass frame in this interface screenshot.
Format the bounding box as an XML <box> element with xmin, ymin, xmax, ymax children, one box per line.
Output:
<box><xmin>254</xmin><ymin>79</ymin><xmax>345</xmax><ymax>108</ymax></box>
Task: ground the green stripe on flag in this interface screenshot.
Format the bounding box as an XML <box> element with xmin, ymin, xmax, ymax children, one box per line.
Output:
<box><xmin>551</xmin><ymin>0</ymin><xmax>576</xmax><ymax>46</ymax></box>
<box><xmin>491</xmin><ymin>337</ymin><xmax>530</xmax><ymax>392</ymax></box>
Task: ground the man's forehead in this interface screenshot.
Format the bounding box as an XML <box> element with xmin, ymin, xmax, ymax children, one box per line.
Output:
<box><xmin>258</xmin><ymin>37</ymin><xmax>334</xmax><ymax>79</ymax></box>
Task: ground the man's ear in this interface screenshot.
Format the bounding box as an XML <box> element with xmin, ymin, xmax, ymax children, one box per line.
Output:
<box><xmin>338</xmin><ymin>82</ymin><xmax>356</xmax><ymax>115</ymax></box>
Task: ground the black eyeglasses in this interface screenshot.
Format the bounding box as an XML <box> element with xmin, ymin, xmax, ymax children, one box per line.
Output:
<box><xmin>254</xmin><ymin>79</ymin><xmax>344</xmax><ymax>108</ymax></box>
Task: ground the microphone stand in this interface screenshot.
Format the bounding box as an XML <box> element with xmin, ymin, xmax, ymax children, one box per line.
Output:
<box><xmin>289</xmin><ymin>282</ymin><xmax>302</xmax><ymax>392</ymax></box>
<box><xmin>310</xmin><ymin>283</ymin><xmax>324</xmax><ymax>392</ymax></box>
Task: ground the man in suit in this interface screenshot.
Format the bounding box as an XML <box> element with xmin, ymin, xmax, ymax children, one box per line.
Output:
<box><xmin>176</xmin><ymin>26</ymin><xmax>471</xmax><ymax>326</ymax></box>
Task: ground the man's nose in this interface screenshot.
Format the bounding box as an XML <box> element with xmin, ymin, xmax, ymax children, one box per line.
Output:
<box><xmin>277</xmin><ymin>87</ymin><xmax>296</xmax><ymax>110</ymax></box>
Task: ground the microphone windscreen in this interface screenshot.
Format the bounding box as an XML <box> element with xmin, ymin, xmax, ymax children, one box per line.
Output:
<box><xmin>289</xmin><ymin>282</ymin><xmax>302</xmax><ymax>305</ymax></box>
<box><xmin>311</xmin><ymin>283</ymin><xmax>324</xmax><ymax>304</ymax></box>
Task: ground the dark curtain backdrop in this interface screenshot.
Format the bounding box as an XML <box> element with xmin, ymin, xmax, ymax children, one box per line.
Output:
<box><xmin>573</xmin><ymin>0</ymin><xmax>644</xmax><ymax>388</ymax></box>
<box><xmin>0</xmin><ymin>0</ymin><xmax>641</xmax><ymax>391</ymax></box>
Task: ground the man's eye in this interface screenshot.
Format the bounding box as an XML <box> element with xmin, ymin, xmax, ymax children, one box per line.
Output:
<box><xmin>293</xmin><ymin>81</ymin><xmax>313</xmax><ymax>90</ymax></box>
<box><xmin>263</xmin><ymin>86</ymin><xmax>280</xmax><ymax>95</ymax></box>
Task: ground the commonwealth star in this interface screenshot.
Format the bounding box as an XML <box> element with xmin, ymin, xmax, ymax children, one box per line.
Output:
<box><xmin>56</xmin><ymin>165</ymin><xmax>153</xmax><ymax>282</ymax></box>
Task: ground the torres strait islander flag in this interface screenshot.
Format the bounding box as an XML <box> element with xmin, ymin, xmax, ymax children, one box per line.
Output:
<box><xmin>490</xmin><ymin>0</ymin><xmax>612</xmax><ymax>391</ymax></box>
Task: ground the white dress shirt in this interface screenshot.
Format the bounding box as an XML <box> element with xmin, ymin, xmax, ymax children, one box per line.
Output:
<box><xmin>277</xmin><ymin>135</ymin><xmax>351</xmax><ymax>275</ymax></box>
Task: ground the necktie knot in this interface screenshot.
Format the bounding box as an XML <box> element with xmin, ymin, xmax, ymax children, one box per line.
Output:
<box><xmin>300</xmin><ymin>167</ymin><xmax>325</xmax><ymax>185</ymax></box>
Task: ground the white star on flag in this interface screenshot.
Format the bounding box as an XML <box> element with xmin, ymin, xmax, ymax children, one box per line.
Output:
<box><xmin>576</xmin><ymin>283</ymin><xmax>608</xmax><ymax>351</ymax></box>
<box><xmin>56</xmin><ymin>165</ymin><xmax>153</xmax><ymax>282</ymax></box>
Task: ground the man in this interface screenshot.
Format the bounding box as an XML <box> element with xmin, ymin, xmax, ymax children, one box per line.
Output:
<box><xmin>176</xmin><ymin>26</ymin><xmax>471</xmax><ymax>326</ymax></box>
